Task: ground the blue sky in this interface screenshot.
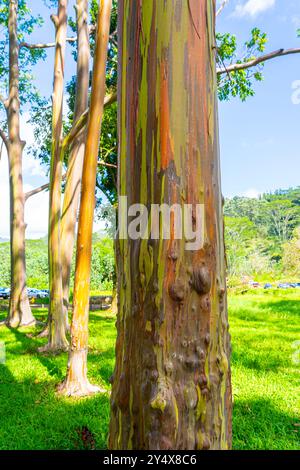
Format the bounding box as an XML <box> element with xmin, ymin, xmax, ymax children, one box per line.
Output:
<box><xmin>0</xmin><ymin>0</ymin><xmax>300</xmax><ymax>237</ymax></box>
<box><xmin>217</xmin><ymin>0</ymin><xmax>300</xmax><ymax>197</ymax></box>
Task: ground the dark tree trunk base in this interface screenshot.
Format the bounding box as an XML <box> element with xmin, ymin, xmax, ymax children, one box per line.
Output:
<box><xmin>4</xmin><ymin>317</ymin><xmax>36</xmax><ymax>329</ymax></box>
<box><xmin>57</xmin><ymin>380</ymin><xmax>105</xmax><ymax>397</ymax></box>
<box><xmin>37</xmin><ymin>339</ymin><xmax>69</xmax><ymax>354</ymax></box>
<box><xmin>36</xmin><ymin>326</ymin><xmax>49</xmax><ymax>338</ymax></box>
<box><xmin>6</xmin><ymin>297</ymin><xmax>36</xmax><ymax>329</ymax></box>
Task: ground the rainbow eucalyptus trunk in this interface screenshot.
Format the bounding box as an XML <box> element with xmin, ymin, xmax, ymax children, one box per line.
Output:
<box><xmin>6</xmin><ymin>0</ymin><xmax>35</xmax><ymax>328</ymax></box>
<box><xmin>60</xmin><ymin>0</ymin><xmax>90</xmax><ymax>330</ymax></box>
<box><xmin>42</xmin><ymin>0</ymin><xmax>69</xmax><ymax>352</ymax></box>
<box><xmin>109</xmin><ymin>0</ymin><xmax>232</xmax><ymax>450</ymax></box>
<box><xmin>58</xmin><ymin>0</ymin><xmax>112</xmax><ymax>396</ymax></box>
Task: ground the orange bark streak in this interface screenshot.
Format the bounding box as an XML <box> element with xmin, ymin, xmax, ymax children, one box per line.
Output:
<box><xmin>160</xmin><ymin>60</ymin><xmax>174</xmax><ymax>170</ymax></box>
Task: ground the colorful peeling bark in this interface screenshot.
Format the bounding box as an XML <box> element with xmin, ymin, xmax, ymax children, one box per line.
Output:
<box><xmin>109</xmin><ymin>0</ymin><xmax>232</xmax><ymax>450</ymax></box>
<box><xmin>60</xmin><ymin>0</ymin><xmax>90</xmax><ymax>330</ymax></box>
<box><xmin>44</xmin><ymin>0</ymin><xmax>69</xmax><ymax>352</ymax></box>
<box><xmin>6</xmin><ymin>0</ymin><xmax>35</xmax><ymax>328</ymax></box>
<box><xmin>58</xmin><ymin>0</ymin><xmax>112</xmax><ymax>396</ymax></box>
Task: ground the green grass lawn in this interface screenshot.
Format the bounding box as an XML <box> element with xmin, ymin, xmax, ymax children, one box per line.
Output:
<box><xmin>0</xmin><ymin>291</ymin><xmax>299</xmax><ymax>450</ymax></box>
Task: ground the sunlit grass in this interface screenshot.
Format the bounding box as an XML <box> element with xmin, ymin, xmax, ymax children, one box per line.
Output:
<box><xmin>0</xmin><ymin>291</ymin><xmax>299</xmax><ymax>449</ymax></box>
<box><xmin>229</xmin><ymin>291</ymin><xmax>300</xmax><ymax>450</ymax></box>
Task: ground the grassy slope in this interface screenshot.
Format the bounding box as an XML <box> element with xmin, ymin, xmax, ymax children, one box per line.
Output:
<box><xmin>229</xmin><ymin>291</ymin><xmax>299</xmax><ymax>449</ymax></box>
<box><xmin>0</xmin><ymin>291</ymin><xmax>299</xmax><ymax>450</ymax></box>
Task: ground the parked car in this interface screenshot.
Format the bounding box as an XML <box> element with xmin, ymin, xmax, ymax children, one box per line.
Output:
<box><xmin>27</xmin><ymin>288</ymin><xmax>49</xmax><ymax>299</ymax></box>
<box><xmin>27</xmin><ymin>288</ymin><xmax>40</xmax><ymax>299</ymax></box>
<box><xmin>249</xmin><ymin>281</ymin><xmax>260</xmax><ymax>288</ymax></box>
<box><xmin>0</xmin><ymin>287</ymin><xmax>10</xmax><ymax>299</ymax></box>
<box><xmin>38</xmin><ymin>290</ymin><xmax>49</xmax><ymax>299</ymax></box>
<box><xmin>0</xmin><ymin>287</ymin><xmax>50</xmax><ymax>300</ymax></box>
<box><xmin>264</xmin><ymin>283</ymin><xmax>272</xmax><ymax>289</ymax></box>
<box><xmin>277</xmin><ymin>283</ymin><xmax>291</xmax><ymax>289</ymax></box>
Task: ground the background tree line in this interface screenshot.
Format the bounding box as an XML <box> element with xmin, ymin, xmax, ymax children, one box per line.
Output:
<box><xmin>1</xmin><ymin>0</ymin><xmax>300</xmax><ymax>448</ymax></box>
<box><xmin>224</xmin><ymin>187</ymin><xmax>300</xmax><ymax>280</ymax></box>
<box><xmin>1</xmin><ymin>187</ymin><xmax>299</xmax><ymax>290</ymax></box>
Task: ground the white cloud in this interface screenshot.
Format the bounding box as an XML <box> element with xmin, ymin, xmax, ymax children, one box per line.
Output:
<box><xmin>0</xmin><ymin>151</ymin><xmax>10</xmax><ymax>239</ymax></box>
<box><xmin>242</xmin><ymin>188</ymin><xmax>261</xmax><ymax>198</ymax></box>
<box><xmin>0</xmin><ymin>150</ymin><xmax>49</xmax><ymax>239</ymax></box>
<box><xmin>233</xmin><ymin>0</ymin><xmax>275</xmax><ymax>18</ymax></box>
<box><xmin>23</xmin><ymin>154</ymin><xmax>47</xmax><ymax>178</ymax></box>
<box><xmin>291</xmin><ymin>15</ymin><xmax>300</xmax><ymax>28</ymax></box>
<box><xmin>0</xmin><ymin>113</ymin><xmax>105</xmax><ymax>240</ymax></box>
<box><xmin>24</xmin><ymin>184</ymin><xmax>49</xmax><ymax>239</ymax></box>
<box><xmin>0</xmin><ymin>148</ymin><xmax>104</xmax><ymax>240</ymax></box>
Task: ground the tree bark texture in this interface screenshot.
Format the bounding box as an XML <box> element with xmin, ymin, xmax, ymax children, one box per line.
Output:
<box><xmin>109</xmin><ymin>0</ymin><xmax>232</xmax><ymax>450</ymax></box>
<box><xmin>46</xmin><ymin>0</ymin><xmax>69</xmax><ymax>352</ymax></box>
<box><xmin>6</xmin><ymin>0</ymin><xmax>35</xmax><ymax>328</ymax></box>
<box><xmin>58</xmin><ymin>0</ymin><xmax>112</xmax><ymax>396</ymax></box>
<box><xmin>60</xmin><ymin>0</ymin><xmax>90</xmax><ymax>330</ymax></box>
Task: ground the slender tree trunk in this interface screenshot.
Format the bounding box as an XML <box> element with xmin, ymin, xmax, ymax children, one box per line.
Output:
<box><xmin>58</xmin><ymin>0</ymin><xmax>112</xmax><ymax>396</ymax></box>
<box><xmin>41</xmin><ymin>0</ymin><xmax>69</xmax><ymax>352</ymax></box>
<box><xmin>109</xmin><ymin>0</ymin><xmax>232</xmax><ymax>450</ymax></box>
<box><xmin>60</xmin><ymin>0</ymin><xmax>90</xmax><ymax>331</ymax></box>
<box><xmin>6</xmin><ymin>0</ymin><xmax>35</xmax><ymax>328</ymax></box>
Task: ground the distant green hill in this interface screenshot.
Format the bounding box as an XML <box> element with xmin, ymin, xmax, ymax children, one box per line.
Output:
<box><xmin>0</xmin><ymin>237</ymin><xmax>114</xmax><ymax>291</ymax></box>
<box><xmin>224</xmin><ymin>187</ymin><xmax>300</xmax><ymax>281</ymax></box>
<box><xmin>1</xmin><ymin>187</ymin><xmax>299</xmax><ymax>289</ymax></box>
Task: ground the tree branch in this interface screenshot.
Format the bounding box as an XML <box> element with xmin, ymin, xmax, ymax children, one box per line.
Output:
<box><xmin>62</xmin><ymin>91</ymin><xmax>117</xmax><ymax>150</ymax></box>
<box><xmin>20</xmin><ymin>37</ymin><xmax>76</xmax><ymax>50</ymax></box>
<box><xmin>25</xmin><ymin>160</ymin><xmax>117</xmax><ymax>202</ymax></box>
<box><xmin>98</xmin><ymin>160</ymin><xmax>117</xmax><ymax>169</ymax></box>
<box><xmin>25</xmin><ymin>92</ymin><xmax>117</xmax><ymax>202</ymax></box>
<box><xmin>0</xmin><ymin>94</ymin><xmax>8</xmax><ymax>109</ymax></box>
<box><xmin>217</xmin><ymin>47</ymin><xmax>300</xmax><ymax>75</ymax></box>
<box><xmin>0</xmin><ymin>129</ymin><xmax>8</xmax><ymax>150</ymax></box>
<box><xmin>216</xmin><ymin>0</ymin><xmax>230</xmax><ymax>17</ymax></box>
<box><xmin>24</xmin><ymin>173</ymin><xmax>67</xmax><ymax>202</ymax></box>
<box><xmin>20</xmin><ymin>25</ymin><xmax>96</xmax><ymax>50</ymax></box>
<box><xmin>0</xmin><ymin>139</ymin><xmax>4</xmax><ymax>161</ymax></box>
<box><xmin>25</xmin><ymin>182</ymin><xmax>51</xmax><ymax>201</ymax></box>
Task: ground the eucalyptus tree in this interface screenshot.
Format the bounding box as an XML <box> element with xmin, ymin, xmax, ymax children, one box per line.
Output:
<box><xmin>60</xmin><ymin>0</ymin><xmax>90</xmax><ymax>329</ymax></box>
<box><xmin>58</xmin><ymin>0</ymin><xmax>112</xmax><ymax>396</ymax></box>
<box><xmin>0</xmin><ymin>0</ymin><xmax>45</xmax><ymax>327</ymax></box>
<box><xmin>109</xmin><ymin>0</ymin><xmax>231</xmax><ymax>451</ymax></box>
<box><xmin>109</xmin><ymin>0</ymin><xmax>300</xmax><ymax>449</ymax></box>
<box><xmin>26</xmin><ymin>0</ymin><xmax>118</xmax><ymax>327</ymax></box>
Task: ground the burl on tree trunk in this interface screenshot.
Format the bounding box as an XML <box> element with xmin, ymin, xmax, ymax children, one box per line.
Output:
<box><xmin>109</xmin><ymin>0</ymin><xmax>232</xmax><ymax>450</ymax></box>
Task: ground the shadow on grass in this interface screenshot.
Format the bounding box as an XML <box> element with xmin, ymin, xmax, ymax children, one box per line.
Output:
<box><xmin>88</xmin><ymin>348</ymin><xmax>115</xmax><ymax>385</ymax></box>
<box><xmin>231</xmin><ymin>349</ymin><xmax>284</xmax><ymax>373</ymax></box>
<box><xmin>8</xmin><ymin>325</ymin><xmax>115</xmax><ymax>387</ymax></box>
<box><xmin>257</xmin><ymin>299</ymin><xmax>300</xmax><ymax>316</ymax></box>
<box><xmin>231</xmin><ymin>299</ymin><xmax>300</xmax><ymax>323</ymax></box>
<box><xmin>0</xmin><ymin>361</ymin><xmax>110</xmax><ymax>450</ymax></box>
<box><xmin>0</xmin><ymin>316</ymin><xmax>113</xmax><ymax>450</ymax></box>
<box><xmin>233</xmin><ymin>397</ymin><xmax>299</xmax><ymax>450</ymax></box>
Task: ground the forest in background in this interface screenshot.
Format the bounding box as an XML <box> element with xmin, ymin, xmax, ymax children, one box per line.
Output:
<box><xmin>225</xmin><ymin>186</ymin><xmax>300</xmax><ymax>283</ymax></box>
<box><xmin>0</xmin><ymin>0</ymin><xmax>299</xmax><ymax>450</ymax></box>
<box><xmin>1</xmin><ymin>186</ymin><xmax>299</xmax><ymax>291</ymax></box>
